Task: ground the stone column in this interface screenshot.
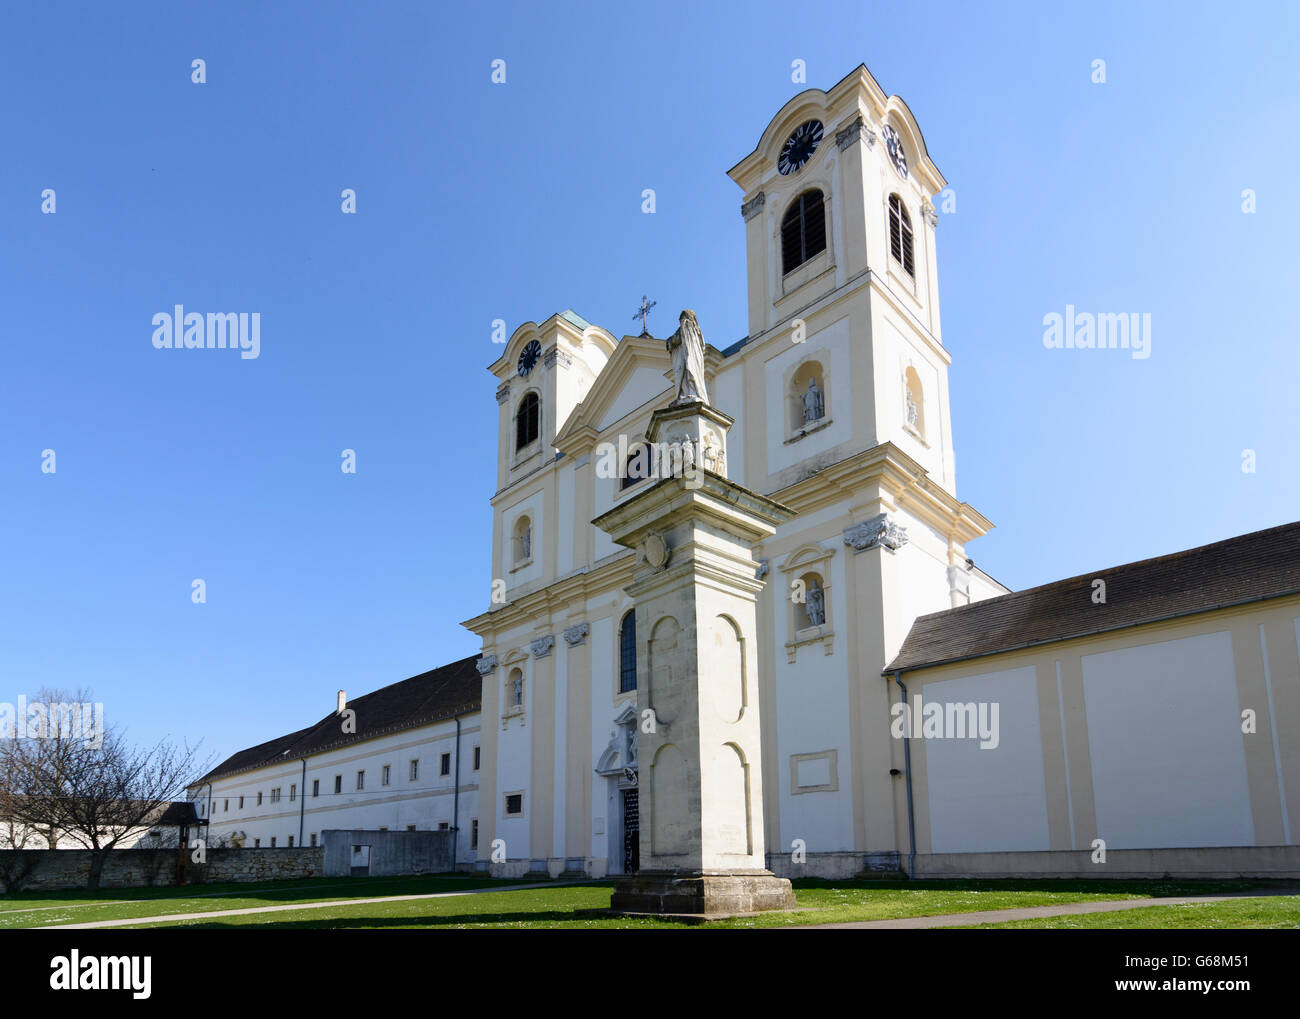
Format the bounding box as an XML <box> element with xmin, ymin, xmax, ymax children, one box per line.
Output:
<box><xmin>592</xmin><ymin>401</ymin><xmax>795</xmax><ymax>916</ymax></box>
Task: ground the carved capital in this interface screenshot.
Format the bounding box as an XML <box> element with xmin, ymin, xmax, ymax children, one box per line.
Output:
<box><xmin>475</xmin><ymin>654</ymin><xmax>498</xmax><ymax>675</ymax></box>
<box><xmin>835</xmin><ymin>115</ymin><xmax>875</xmax><ymax>151</ymax></box>
<box><xmin>543</xmin><ymin>345</ymin><xmax>573</xmax><ymax>370</ymax></box>
<box><xmin>755</xmin><ymin>558</ymin><xmax>770</xmax><ymax>580</ymax></box>
<box><xmin>741</xmin><ymin>191</ymin><xmax>766</xmax><ymax>222</ymax></box>
<box><xmin>529</xmin><ymin>635</ymin><xmax>555</xmax><ymax>658</ymax></box>
<box><xmin>562</xmin><ymin>622</ymin><xmax>589</xmax><ymax>647</ymax></box>
<box><xmin>843</xmin><ymin>513</ymin><xmax>909</xmax><ymax>553</ymax></box>
<box><xmin>495</xmin><ymin>382</ymin><xmax>511</xmax><ymax>405</ymax></box>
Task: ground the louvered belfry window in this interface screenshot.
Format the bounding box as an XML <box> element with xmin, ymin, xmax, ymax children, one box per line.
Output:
<box><xmin>781</xmin><ymin>190</ymin><xmax>827</xmax><ymax>274</ymax></box>
<box><xmin>888</xmin><ymin>194</ymin><xmax>914</xmax><ymax>277</ymax></box>
<box><xmin>516</xmin><ymin>392</ymin><xmax>539</xmax><ymax>450</ymax></box>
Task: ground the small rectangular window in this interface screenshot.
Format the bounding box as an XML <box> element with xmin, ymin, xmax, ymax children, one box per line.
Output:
<box><xmin>288</xmin><ymin>835</ymin><xmax>294</xmax><ymax>847</ymax></box>
<box><xmin>238</xmin><ymin>796</ymin><xmax>244</xmax><ymax>809</ymax></box>
<box><xmin>289</xmin><ymin>784</ymin><xmax>296</xmax><ymax>802</ymax></box>
<box><xmin>310</xmin><ymin>833</ymin><xmax>317</xmax><ymax>847</ymax></box>
<box><xmin>334</xmin><ymin>775</ymin><xmax>342</xmax><ymax>794</ymax></box>
<box><xmin>471</xmin><ymin>819</ymin><xmax>478</xmax><ymax>849</ymax></box>
<box><xmin>312</xmin><ymin>779</ymin><xmax>319</xmax><ymax>798</ymax></box>
<box><xmin>505</xmin><ymin>793</ymin><xmax>523</xmax><ymax>816</ymax></box>
<box><xmin>257</xmin><ymin>792</ymin><xmax>263</xmax><ymax>806</ymax></box>
<box><xmin>356</xmin><ymin>770</ymin><xmax>365</xmax><ymax>791</ymax></box>
<box><xmin>473</xmin><ymin>746</ymin><xmax>480</xmax><ymax>770</ymax></box>
<box><xmin>223</xmin><ymin>799</ymin><xmax>228</xmax><ymax>812</ymax></box>
<box><xmin>440</xmin><ymin>753</ymin><xmax>451</xmax><ymax>776</ymax></box>
<box><xmin>271</xmin><ymin>787</ymin><xmax>281</xmax><ymax>803</ymax></box>
<box><xmin>254</xmin><ymin>838</ymin><xmax>261</xmax><ymax>848</ymax></box>
<box><xmin>409</xmin><ymin>759</ymin><xmax>419</xmax><ymax>781</ymax></box>
<box><xmin>270</xmin><ymin>836</ymin><xmax>277</xmax><ymax>848</ymax></box>
<box><xmin>438</xmin><ymin>821</ymin><xmax>450</xmax><ymax>831</ymax></box>
<box><xmin>406</xmin><ymin>824</ymin><xmax>417</xmax><ymax>832</ymax></box>
<box><xmin>382</xmin><ymin>764</ymin><xmax>391</xmax><ymax>786</ymax></box>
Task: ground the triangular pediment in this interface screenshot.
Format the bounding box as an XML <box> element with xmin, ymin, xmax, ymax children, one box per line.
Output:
<box><xmin>555</xmin><ymin>334</ymin><xmax>727</xmax><ymax>456</ymax></box>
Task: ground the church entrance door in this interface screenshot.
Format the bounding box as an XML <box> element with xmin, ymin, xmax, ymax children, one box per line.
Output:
<box><xmin>622</xmin><ymin>789</ymin><xmax>639</xmax><ymax>874</ymax></box>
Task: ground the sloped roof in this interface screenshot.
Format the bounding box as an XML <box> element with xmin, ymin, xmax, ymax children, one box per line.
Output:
<box><xmin>887</xmin><ymin>521</ymin><xmax>1300</xmax><ymax>674</ymax></box>
<box><xmin>196</xmin><ymin>656</ymin><xmax>482</xmax><ymax>784</ymax></box>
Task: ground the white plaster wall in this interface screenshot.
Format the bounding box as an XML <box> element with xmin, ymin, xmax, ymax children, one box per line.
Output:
<box><xmin>556</xmin><ymin>462</ymin><xmax>575</xmax><ymax>576</ymax></box>
<box><xmin>598</xmin><ymin>366</ymin><xmax>671</xmax><ymax>431</ymax></box>
<box><xmin>764</xmin><ymin>316</ymin><xmax>852</xmax><ymax>475</ymax></box>
<box><xmin>710</xmin><ymin>362</ymin><xmax>745</xmax><ymax>487</ymax></box>
<box><xmin>202</xmin><ymin>717</ymin><xmax>482</xmax><ymax>862</ymax></box>
<box><xmin>924</xmin><ymin>666</ymin><xmax>1050</xmax><ymax>853</ymax></box>
<box><xmin>774</xmin><ymin>546</ymin><xmax>854</xmax><ymax>853</ymax></box>
<box><xmin>1082</xmin><ymin>632</ymin><xmax>1254</xmax><ymax>849</ymax></box>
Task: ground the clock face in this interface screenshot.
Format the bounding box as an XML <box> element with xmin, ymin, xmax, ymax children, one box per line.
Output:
<box><xmin>778</xmin><ymin>119</ymin><xmax>824</xmax><ymax>175</ymax></box>
<box><xmin>882</xmin><ymin>124</ymin><xmax>908</xmax><ymax>178</ymax></box>
<box><xmin>517</xmin><ymin>339</ymin><xmax>541</xmax><ymax>377</ymax></box>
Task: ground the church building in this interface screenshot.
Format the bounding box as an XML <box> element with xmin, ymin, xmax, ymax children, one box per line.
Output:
<box><xmin>461</xmin><ymin>64</ymin><xmax>1300</xmax><ymax>881</ymax></box>
<box><xmin>194</xmin><ymin>65</ymin><xmax>1300</xmax><ymax>882</ymax></box>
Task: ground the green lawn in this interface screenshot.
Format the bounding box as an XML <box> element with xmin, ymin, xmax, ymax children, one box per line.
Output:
<box><xmin>968</xmin><ymin>896</ymin><xmax>1300</xmax><ymax>929</ymax></box>
<box><xmin>5</xmin><ymin>875</ymin><xmax>1293</xmax><ymax>929</ymax></box>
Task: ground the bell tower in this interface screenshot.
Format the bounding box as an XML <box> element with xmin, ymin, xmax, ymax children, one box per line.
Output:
<box><xmin>727</xmin><ymin>65</ymin><xmax>958</xmax><ymax>495</ymax></box>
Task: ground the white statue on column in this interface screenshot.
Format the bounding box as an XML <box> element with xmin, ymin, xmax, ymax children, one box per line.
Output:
<box><xmin>666</xmin><ymin>310</ymin><xmax>710</xmax><ymax>406</ymax></box>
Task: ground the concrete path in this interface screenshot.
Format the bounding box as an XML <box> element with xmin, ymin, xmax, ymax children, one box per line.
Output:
<box><xmin>804</xmin><ymin>887</ymin><xmax>1300</xmax><ymax>929</ymax></box>
<box><xmin>43</xmin><ymin>880</ymin><xmax>595</xmax><ymax>930</ymax></box>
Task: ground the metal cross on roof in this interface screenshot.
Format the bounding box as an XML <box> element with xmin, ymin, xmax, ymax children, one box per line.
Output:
<box><xmin>633</xmin><ymin>295</ymin><xmax>657</xmax><ymax>336</ymax></box>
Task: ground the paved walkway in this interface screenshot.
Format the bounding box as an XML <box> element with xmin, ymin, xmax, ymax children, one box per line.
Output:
<box><xmin>43</xmin><ymin>881</ymin><xmax>593</xmax><ymax>930</ymax></box>
<box><xmin>804</xmin><ymin>887</ymin><xmax>1300</xmax><ymax>929</ymax></box>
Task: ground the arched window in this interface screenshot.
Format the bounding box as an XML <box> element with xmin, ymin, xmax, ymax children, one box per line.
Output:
<box><xmin>789</xmin><ymin>359</ymin><xmax>827</xmax><ymax>434</ymax></box>
<box><xmin>904</xmin><ymin>367</ymin><xmax>925</xmax><ymax>437</ymax></box>
<box><xmin>781</xmin><ymin>190</ymin><xmax>827</xmax><ymax>274</ymax></box>
<box><xmin>515</xmin><ymin>392</ymin><xmax>540</xmax><ymax>451</ymax></box>
<box><xmin>888</xmin><ymin>194</ymin><xmax>914</xmax><ymax>277</ymax></box>
<box><xmin>796</xmin><ymin>572</ymin><xmax>828</xmax><ymax>630</ymax></box>
<box><xmin>618</xmin><ymin>610</ymin><xmax>637</xmax><ymax>693</ymax></box>
<box><xmin>512</xmin><ymin>515</ymin><xmax>532</xmax><ymax>565</ymax></box>
<box><xmin>622</xmin><ymin>444</ymin><xmax>652</xmax><ymax>490</ymax></box>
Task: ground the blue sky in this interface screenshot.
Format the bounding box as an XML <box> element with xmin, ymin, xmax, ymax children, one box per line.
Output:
<box><xmin>2</xmin><ymin>1</ymin><xmax>1297</xmax><ymax>762</ymax></box>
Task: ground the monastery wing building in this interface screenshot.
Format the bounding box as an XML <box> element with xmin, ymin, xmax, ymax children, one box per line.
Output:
<box><xmin>193</xmin><ymin>66</ymin><xmax>1300</xmax><ymax>881</ymax></box>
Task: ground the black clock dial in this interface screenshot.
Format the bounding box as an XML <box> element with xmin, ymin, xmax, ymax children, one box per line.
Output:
<box><xmin>517</xmin><ymin>339</ymin><xmax>541</xmax><ymax>377</ymax></box>
<box><xmin>778</xmin><ymin>119</ymin><xmax>823</xmax><ymax>175</ymax></box>
<box><xmin>882</xmin><ymin>124</ymin><xmax>908</xmax><ymax>178</ymax></box>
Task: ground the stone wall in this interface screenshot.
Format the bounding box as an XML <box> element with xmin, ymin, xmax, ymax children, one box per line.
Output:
<box><xmin>0</xmin><ymin>847</ymin><xmax>323</xmax><ymax>893</ymax></box>
<box><xmin>322</xmin><ymin>829</ymin><xmax>455</xmax><ymax>877</ymax></box>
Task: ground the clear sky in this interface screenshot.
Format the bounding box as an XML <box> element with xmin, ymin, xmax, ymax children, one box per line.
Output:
<box><xmin>2</xmin><ymin>1</ymin><xmax>1297</xmax><ymax>763</ymax></box>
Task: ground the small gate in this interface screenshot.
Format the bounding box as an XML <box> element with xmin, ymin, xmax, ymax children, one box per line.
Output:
<box><xmin>622</xmin><ymin>789</ymin><xmax>639</xmax><ymax>874</ymax></box>
<box><xmin>350</xmin><ymin>844</ymin><xmax>371</xmax><ymax>877</ymax></box>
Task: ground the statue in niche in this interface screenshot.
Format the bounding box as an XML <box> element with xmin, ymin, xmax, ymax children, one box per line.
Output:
<box><xmin>666</xmin><ymin>309</ymin><xmax>710</xmax><ymax>406</ymax></box>
<box><xmin>624</xmin><ymin>726</ymin><xmax>637</xmax><ymax>766</ymax></box>
<box><xmin>803</xmin><ymin>377</ymin><xmax>825</xmax><ymax>424</ymax></box>
<box><xmin>512</xmin><ymin>676</ymin><xmax>524</xmax><ymax>706</ymax></box>
<box><xmin>805</xmin><ymin>577</ymin><xmax>826</xmax><ymax>627</ymax></box>
<box><xmin>905</xmin><ymin>388</ymin><xmax>919</xmax><ymax>428</ymax></box>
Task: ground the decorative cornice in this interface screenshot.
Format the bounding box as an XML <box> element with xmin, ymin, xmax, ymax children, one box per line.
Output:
<box><xmin>529</xmin><ymin>635</ymin><xmax>555</xmax><ymax>658</ymax></box>
<box><xmin>835</xmin><ymin>115</ymin><xmax>874</xmax><ymax>151</ymax></box>
<box><xmin>844</xmin><ymin>513</ymin><xmax>909</xmax><ymax>553</ymax></box>
<box><xmin>562</xmin><ymin>622</ymin><xmax>589</xmax><ymax>647</ymax></box>
<box><xmin>495</xmin><ymin>382</ymin><xmax>511</xmax><ymax>405</ymax></box>
<box><xmin>475</xmin><ymin>654</ymin><xmax>498</xmax><ymax>675</ymax></box>
<box><xmin>741</xmin><ymin>192</ymin><xmax>766</xmax><ymax>222</ymax></box>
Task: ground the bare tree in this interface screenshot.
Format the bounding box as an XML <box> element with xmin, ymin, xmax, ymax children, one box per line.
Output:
<box><xmin>1</xmin><ymin>688</ymin><xmax>210</xmax><ymax>889</ymax></box>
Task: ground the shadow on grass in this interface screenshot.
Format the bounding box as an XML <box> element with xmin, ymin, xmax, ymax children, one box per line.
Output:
<box><xmin>158</xmin><ymin>908</ymin><xmax>680</xmax><ymax>930</ymax></box>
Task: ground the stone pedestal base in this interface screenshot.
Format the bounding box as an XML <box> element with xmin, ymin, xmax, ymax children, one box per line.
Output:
<box><xmin>610</xmin><ymin>870</ymin><xmax>795</xmax><ymax>917</ymax></box>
